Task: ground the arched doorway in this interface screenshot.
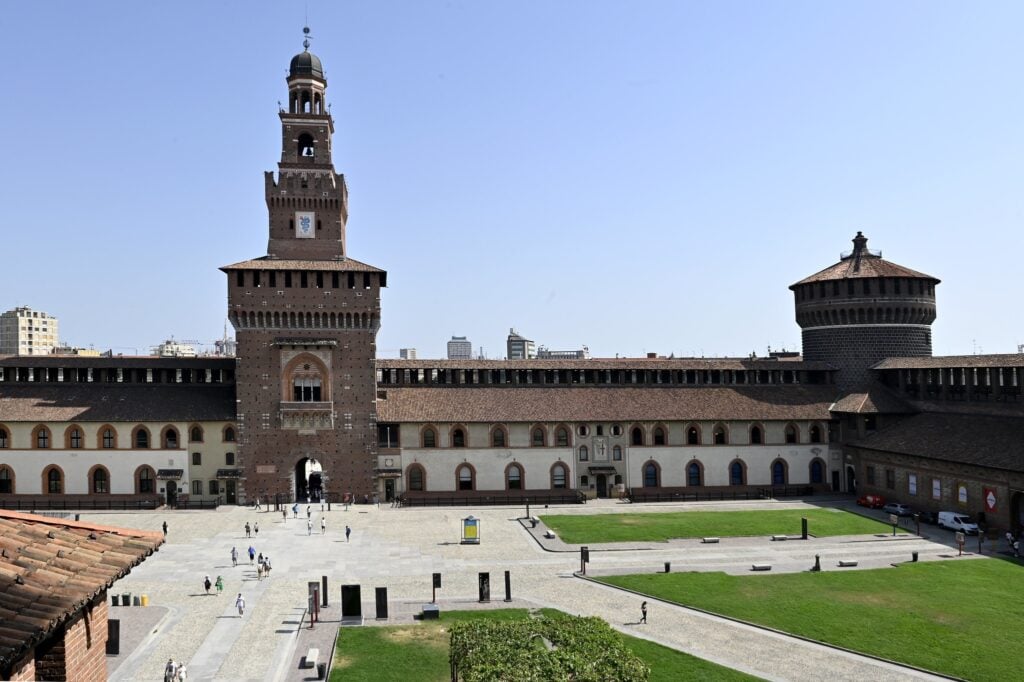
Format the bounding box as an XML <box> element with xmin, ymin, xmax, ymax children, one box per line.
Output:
<box><xmin>846</xmin><ymin>466</ymin><xmax>856</xmax><ymax>495</ymax></box>
<box><xmin>295</xmin><ymin>457</ymin><xmax>324</xmax><ymax>502</ymax></box>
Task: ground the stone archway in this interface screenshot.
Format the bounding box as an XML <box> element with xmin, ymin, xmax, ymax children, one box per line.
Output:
<box><xmin>293</xmin><ymin>457</ymin><xmax>325</xmax><ymax>503</ymax></box>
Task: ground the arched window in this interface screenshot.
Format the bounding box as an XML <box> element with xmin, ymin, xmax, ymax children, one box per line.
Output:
<box><xmin>422</xmin><ymin>427</ymin><xmax>437</xmax><ymax>448</ymax></box>
<box><xmin>101</xmin><ymin>428</ymin><xmax>115</xmax><ymax>449</ymax></box>
<box><xmin>809</xmin><ymin>424</ymin><xmax>823</xmax><ymax>444</ymax></box>
<box><xmin>578</xmin><ymin>425</ymin><xmax>589</xmax><ymax>437</ymax></box>
<box><xmin>555</xmin><ymin>427</ymin><xmax>569</xmax><ymax>447</ymax></box>
<box><xmin>750</xmin><ymin>425</ymin><xmax>763</xmax><ymax>445</ymax></box>
<box><xmin>34</xmin><ymin>426</ymin><xmax>51</xmax><ymax>449</ymax></box>
<box><xmin>772</xmin><ymin>460</ymin><xmax>787</xmax><ymax>485</ymax></box>
<box><xmin>0</xmin><ymin>466</ymin><xmax>14</xmax><ymax>494</ymax></box>
<box><xmin>137</xmin><ymin>466</ymin><xmax>155</xmax><ymax>494</ymax></box>
<box><xmin>785</xmin><ymin>423</ymin><xmax>799</xmax><ymax>444</ymax></box>
<box><xmin>686</xmin><ymin>425</ymin><xmax>700</xmax><ymax>445</ymax></box>
<box><xmin>452</xmin><ymin>428</ymin><xmax>466</xmax><ymax>448</ymax></box>
<box><xmin>531</xmin><ymin>427</ymin><xmax>546</xmax><ymax>447</ymax></box>
<box><xmin>579</xmin><ymin>445</ymin><xmax>589</xmax><ymax>462</ymax></box>
<box><xmin>163</xmin><ymin>427</ymin><xmax>179</xmax><ymax>449</ymax></box>
<box><xmin>507</xmin><ymin>464</ymin><xmax>523</xmax><ymax>490</ymax></box>
<box><xmin>0</xmin><ymin>427</ymin><xmax>8</xmax><ymax>448</ymax></box>
<box><xmin>687</xmin><ymin>461</ymin><xmax>703</xmax><ymax>487</ymax></box>
<box><xmin>729</xmin><ymin>460</ymin><xmax>746</xmax><ymax>486</ymax></box>
<box><xmin>712</xmin><ymin>423</ymin><xmax>728</xmax><ymax>445</ymax></box>
<box><xmin>457</xmin><ymin>465</ymin><xmax>474</xmax><ymax>491</ymax></box>
<box><xmin>653</xmin><ymin>426</ymin><xmax>666</xmax><ymax>446</ymax></box>
<box><xmin>224</xmin><ymin>426</ymin><xmax>236</xmax><ymax>442</ymax></box>
<box><xmin>91</xmin><ymin>467</ymin><xmax>109</xmax><ymax>494</ymax></box>
<box><xmin>190</xmin><ymin>426</ymin><xmax>203</xmax><ymax>442</ymax></box>
<box><xmin>408</xmin><ymin>465</ymin><xmax>425</xmax><ymax>491</ymax></box>
<box><xmin>551</xmin><ymin>463</ymin><xmax>568</xmax><ymax>489</ymax></box>
<box><xmin>631</xmin><ymin>427</ymin><xmax>644</xmax><ymax>446</ymax></box>
<box><xmin>491</xmin><ymin>426</ymin><xmax>507</xmax><ymax>448</ymax></box>
<box><xmin>68</xmin><ymin>427</ymin><xmax>82</xmax><ymax>449</ymax></box>
<box><xmin>134</xmin><ymin>427</ymin><xmax>150</xmax><ymax>449</ymax></box>
<box><xmin>612</xmin><ymin>445</ymin><xmax>622</xmax><ymax>461</ymax></box>
<box><xmin>643</xmin><ymin>462</ymin><xmax>659</xmax><ymax>488</ymax></box>
<box><xmin>810</xmin><ymin>459</ymin><xmax>825</xmax><ymax>484</ymax></box>
<box><xmin>45</xmin><ymin>467</ymin><xmax>63</xmax><ymax>494</ymax></box>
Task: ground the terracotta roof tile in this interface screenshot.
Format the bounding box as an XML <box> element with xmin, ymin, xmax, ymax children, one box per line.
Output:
<box><xmin>220</xmin><ymin>256</ymin><xmax>385</xmax><ymax>273</ymax></box>
<box><xmin>376</xmin><ymin>385</ymin><xmax>838</xmax><ymax>423</ymax></box>
<box><xmin>873</xmin><ymin>354</ymin><xmax>1024</xmax><ymax>369</ymax></box>
<box><xmin>0</xmin><ymin>384</ymin><xmax>236</xmax><ymax>422</ymax></box>
<box><xmin>791</xmin><ymin>254</ymin><xmax>938</xmax><ymax>286</ymax></box>
<box><xmin>829</xmin><ymin>384</ymin><xmax>916</xmax><ymax>414</ymax></box>
<box><xmin>851</xmin><ymin>412</ymin><xmax>1024</xmax><ymax>472</ymax></box>
<box><xmin>0</xmin><ymin>510</ymin><xmax>162</xmax><ymax>668</ymax></box>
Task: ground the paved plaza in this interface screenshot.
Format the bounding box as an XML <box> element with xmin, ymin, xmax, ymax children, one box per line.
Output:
<box><xmin>92</xmin><ymin>499</ymin><xmax>966</xmax><ymax>681</ymax></box>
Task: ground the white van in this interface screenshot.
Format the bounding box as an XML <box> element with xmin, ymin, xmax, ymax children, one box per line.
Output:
<box><xmin>938</xmin><ymin>511</ymin><xmax>979</xmax><ymax>535</ymax></box>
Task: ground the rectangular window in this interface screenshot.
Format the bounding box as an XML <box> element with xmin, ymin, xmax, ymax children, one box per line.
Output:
<box><xmin>316</xmin><ymin>272</ymin><xmax>324</xmax><ymax>288</ymax></box>
<box><xmin>254</xmin><ymin>271</ymin><xmax>261</xmax><ymax>287</ymax></box>
<box><xmin>269</xmin><ymin>271</ymin><xmax>276</xmax><ymax>287</ymax></box>
<box><xmin>347</xmin><ymin>273</ymin><xmax>355</xmax><ymax>288</ymax></box>
<box><xmin>596</xmin><ymin>425</ymin><xmax>604</xmax><ymax>436</ymax></box>
<box><xmin>192</xmin><ymin>452</ymin><xmax>201</xmax><ymax>466</ymax></box>
<box><xmin>209</xmin><ymin>480</ymin><xmax>219</xmax><ymax>495</ymax></box>
<box><xmin>192</xmin><ymin>480</ymin><xmax>202</xmax><ymax>496</ymax></box>
<box><xmin>236</xmin><ymin>271</ymin><xmax>244</xmax><ymax>287</ymax></box>
<box><xmin>331</xmin><ymin>272</ymin><xmax>339</xmax><ymax>288</ymax></box>
<box><xmin>300</xmin><ymin>272</ymin><xmax>308</xmax><ymax>288</ymax></box>
<box><xmin>885</xmin><ymin>469</ymin><xmax>895</xmax><ymax>490</ymax></box>
<box><xmin>932</xmin><ymin>478</ymin><xmax>941</xmax><ymax>500</ymax></box>
<box><xmin>908</xmin><ymin>473</ymin><xmax>917</xmax><ymax>496</ymax></box>
<box><xmin>285</xmin><ymin>272</ymin><xmax>292</xmax><ymax>288</ymax></box>
<box><xmin>225</xmin><ymin>452</ymin><xmax>235</xmax><ymax>465</ymax></box>
<box><xmin>866</xmin><ymin>466</ymin><xmax>876</xmax><ymax>485</ymax></box>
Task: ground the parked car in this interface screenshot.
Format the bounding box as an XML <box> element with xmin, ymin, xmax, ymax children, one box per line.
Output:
<box><xmin>938</xmin><ymin>511</ymin><xmax>979</xmax><ymax>535</ymax></box>
<box><xmin>917</xmin><ymin>511</ymin><xmax>938</xmax><ymax>525</ymax></box>
<box><xmin>857</xmin><ymin>494</ymin><xmax>886</xmax><ymax>509</ymax></box>
<box><xmin>883</xmin><ymin>502</ymin><xmax>913</xmax><ymax>517</ymax></box>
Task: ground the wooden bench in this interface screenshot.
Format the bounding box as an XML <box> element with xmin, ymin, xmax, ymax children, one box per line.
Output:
<box><xmin>771</xmin><ymin>535</ymin><xmax>788</xmax><ymax>541</ymax></box>
<box><xmin>837</xmin><ymin>560</ymin><xmax>859</xmax><ymax>568</ymax></box>
<box><xmin>302</xmin><ymin>648</ymin><xmax>319</xmax><ymax>668</ymax></box>
<box><xmin>701</xmin><ymin>537</ymin><xmax>720</xmax><ymax>543</ymax></box>
<box><xmin>543</xmin><ymin>531</ymin><xmax>556</xmax><ymax>539</ymax></box>
<box><xmin>751</xmin><ymin>564</ymin><xmax>772</xmax><ymax>571</ymax></box>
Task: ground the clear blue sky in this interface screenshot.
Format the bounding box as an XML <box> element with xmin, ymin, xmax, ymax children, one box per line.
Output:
<box><xmin>2</xmin><ymin>2</ymin><xmax>1022</xmax><ymax>358</ymax></box>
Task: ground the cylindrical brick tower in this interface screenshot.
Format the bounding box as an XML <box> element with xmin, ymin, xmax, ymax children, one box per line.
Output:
<box><xmin>790</xmin><ymin>232</ymin><xmax>940</xmax><ymax>388</ymax></box>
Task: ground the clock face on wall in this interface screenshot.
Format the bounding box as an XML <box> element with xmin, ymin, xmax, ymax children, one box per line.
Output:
<box><xmin>296</xmin><ymin>211</ymin><xmax>315</xmax><ymax>238</ymax></box>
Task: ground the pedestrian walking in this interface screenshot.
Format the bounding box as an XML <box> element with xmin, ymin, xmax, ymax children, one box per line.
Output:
<box><xmin>307</xmin><ymin>518</ymin><xmax>312</xmax><ymax>536</ymax></box>
<box><xmin>258</xmin><ymin>552</ymin><xmax>264</xmax><ymax>566</ymax></box>
<box><xmin>164</xmin><ymin>658</ymin><xmax>178</xmax><ymax>682</ymax></box>
<box><xmin>345</xmin><ymin>525</ymin><xmax>351</xmax><ymax>542</ymax></box>
<box><xmin>204</xmin><ymin>575</ymin><xmax>212</xmax><ymax>595</ymax></box>
<box><xmin>292</xmin><ymin>503</ymin><xmax>299</xmax><ymax>518</ymax></box>
<box><xmin>235</xmin><ymin>593</ymin><xmax>245</xmax><ymax>617</ymax></box>
<box><xmin>215</xmin><ymin>575</ymin><xmax>224</xmax><ymax>593</ymax></box>
<box><xmin>162</xmin><ymin>521</ymin><xmax>168</xmax><ymax>536</ymax></box>
<box><xmin>640</xmin><ymin>601</ymin><xmax>647</xmax><ymax>624</ymax></box>
<box><xmin>264</xmin><ymin>557</ymin><xmax>271</xmax><ymax>575</ymax></box>
<box><xmin>254</xmin><ymin>522</ymin><xmax>259</xmax><ymax>537</ymax></box>
<box><xmin>176</xmin><ymin>662</ymin><xmax>188</xmax><ymax>681</ymax></box>
<box><xmin>231</xmin><ymin>546</ymin><xmax>238</xmax><ymax>567</ymax></box>
<box><xmin>245</xmin><ymin>522</ymin><xmax>251</xmax><ymax>538</ymax></box>
<box><xmin>255</xmin><ymin>496</ymin><xmax>261</xmax><ymax>511</ymax></box>
<box><xmin>248</xmin><ymin>545</ymin><xmax>256</xmax><ymax>565</ymax></box>
<box><xmin>321</xmin><ymin>517</ymin><xmax>326</xmax><ymax>534</ymax></box>
<box><xmin>307</xmin><ymin>506</ymin><xmax>312</xmax><ymax>519</ymax></box>
<box><xmin>282</xmin><ymin>509</ymin><xmax>287</xmax><ymax>522</ymax></box>
<box><xmin>1007</xmin><ymin>531</ymin><xmax>1015</xmax><ymax>551</ymax></box>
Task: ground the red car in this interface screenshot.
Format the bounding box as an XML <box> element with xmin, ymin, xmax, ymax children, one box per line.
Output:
<box><xmin>857</xmin><ymin>494</ymin><xmax>886</xmax><ymax>509</ymax></box>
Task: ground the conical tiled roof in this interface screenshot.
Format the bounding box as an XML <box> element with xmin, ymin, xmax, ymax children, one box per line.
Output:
<box><xmin>791</xmin><ymin>232</ymin><xmax>939</xmax><ymax>287</ymax></box>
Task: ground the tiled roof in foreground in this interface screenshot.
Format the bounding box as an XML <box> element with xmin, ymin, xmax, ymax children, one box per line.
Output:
<box><xmin>376</xmin><ymin>385</ymin><xmax>839</xmax><ymax>423</ymax></box>
<box><xmin>850</xmin><ymin>412</ymin><xmax>1024</xmax><ymax>473</ymax></box>
<box><xmin>0</xmin><ymin>510</ymin><xmax>163</xmax><ymax>669</ymax></box>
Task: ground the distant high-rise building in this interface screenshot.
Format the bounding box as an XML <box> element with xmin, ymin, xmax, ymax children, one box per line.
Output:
<box><xmin>507</xmin><ymin>328</ymin><xmax>536</xmax><ymax>360</ymax></box>
<box><xmin>0</xmin><ymin>307</ymin><xmax>59</xmax><ymax>356</ymax></box>
<box><xmin>154</xmin><ymin>339</ymin><xmax>198</xmax><ymax>358</ymax></box>
<box><xmin>400</xmin><ymin>348</ymin><xmax>417</xmax><ymax>360</ymax></box>
<box><xmin>447</xmin><ymin>336</ymin><xmax>472</xmax><ymax>360</ymax></box>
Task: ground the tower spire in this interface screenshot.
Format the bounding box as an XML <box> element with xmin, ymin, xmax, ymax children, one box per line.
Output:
<box><xmin>302</xmin><ymin>25</ymin><xmax>312</xmax><ymax>52</ymax></box>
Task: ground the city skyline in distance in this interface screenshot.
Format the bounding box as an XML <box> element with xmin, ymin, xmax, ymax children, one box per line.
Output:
<box><xmin>2</xmin><ymin>3</ymin><xmax>1022</xmax><ymax>359</ymax></box>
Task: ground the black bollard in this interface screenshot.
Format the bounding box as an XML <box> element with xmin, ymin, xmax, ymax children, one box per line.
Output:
<box><xmin>802</xmin><ymin>517</ymin><xmax>808</xmax><ymax>540</ymax></box>
<box><xmin>432</xmin><ymin>572</ymin><xmax>441</xmax><ymax>603</ymax></box>
<box><xmin>106</xmin><ymin>619</ymin><xmax>120</xmax><ymax>655</ymax></box>
<box><xmin>322</xmin><ymin>576</ymin><xmax>329</xmax><ymax>607</ymax></box>
<box><xmin>664</xmin><ymin>561</ymin><xmax>671</xmax><ymax>573</ymax></box>
<box><xmin>813</xmin><ymin>554</ymin><xmax>821</xmax><ymax>572</ymax></box>
<box><xmin>912</xmin><ymin>551</ymin><xmax>919</xmax><ymax>562</ymax></box>
<box><xmin>375</xmin><ymin>587</ymin><xmax>389</xmax><ymax>619</ymax></box>
<box><xmin>504</xmin><ymin>570</ymin><xmax>512</xmax><ymax>602</ymax></box>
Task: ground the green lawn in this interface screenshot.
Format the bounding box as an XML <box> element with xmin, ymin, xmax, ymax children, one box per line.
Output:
<box><xmin>330</xmin><ymin>608</ymin><xmax>760</xmax><ymax>681</ymax></box>
<box><xmin>539</xmin><ymin>509</ymin><xmax>895</xmax><ymax>543</ymax></box>
<box><xmin>599</xmin><ymin>559</ymin><xmax>1024</xmax><ymax>681</ymax></box>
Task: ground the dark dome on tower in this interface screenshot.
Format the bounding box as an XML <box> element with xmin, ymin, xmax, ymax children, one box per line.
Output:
<box><xmin>289</xmin><ymin>50</ymin><xmax>324</xmax><ymax>79</ymax></box>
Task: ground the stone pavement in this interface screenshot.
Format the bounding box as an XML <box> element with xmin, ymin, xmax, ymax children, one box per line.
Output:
<box><xmin>92</xmin><ymin>499</ymin><xmax>966</xmax><ymax>681</ymax></box>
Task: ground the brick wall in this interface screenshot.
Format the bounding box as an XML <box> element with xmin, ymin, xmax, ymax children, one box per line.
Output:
<box><xmin>802</xmin><ymin>326</ymin><xmax>932</xmax><ymax>388</ymax></box>
<box><xmin>5</xmin><ymin>653</ymin><xmax>35</xmax><ymax>681</ymax></box>
<box><xmin>30</xmin><ymin>594</ymin><xmax>108</xmax><ymax>682</ymax></box>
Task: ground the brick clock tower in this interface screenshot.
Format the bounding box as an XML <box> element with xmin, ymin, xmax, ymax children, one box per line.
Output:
<box><xmin>222</xmin><ymin>33</ymin><xmax>386</xmax><ymax>504</ymax></box>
